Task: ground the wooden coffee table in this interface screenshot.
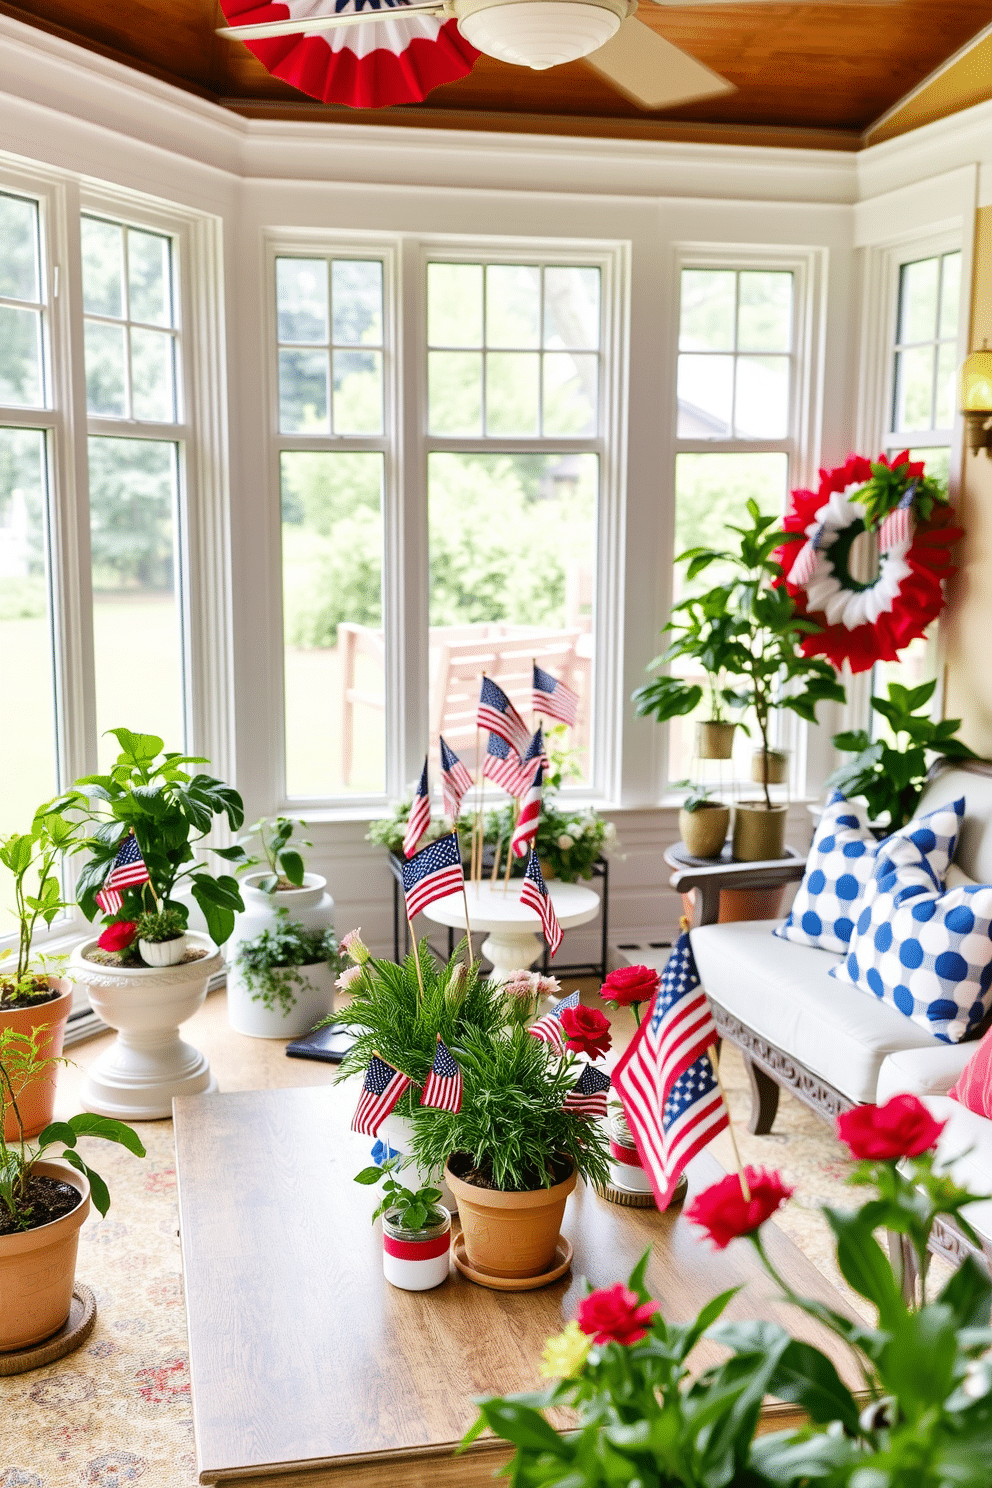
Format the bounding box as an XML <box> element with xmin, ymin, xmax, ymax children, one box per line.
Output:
<box><xmin>175</xmin><ymin>1085</ymin><xmax>862</xmax><ymax>1487</ymax></box>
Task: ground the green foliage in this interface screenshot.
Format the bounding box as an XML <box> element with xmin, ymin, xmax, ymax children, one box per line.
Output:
<box><xmin>217</xmin><ymin>815</ymin><xmax>312</xmax><ymax>893</ymax></box>
<box><xmin>354</xmin><ymin>1157</ymin><xmax>444</xmax><ymax>1232</ymax></box>
<box><xmin>854</xmin><ymin>455</ymin><xmax>948</xmax><ymax>532</ymax></box>
<box><xmin>134</xmin><ymin>907</ymin><xmax>186</xmax><ymax>944</ymax></box>
<box><xmin>410</xmin><ymin>1025</ymin><xmax>610</xmax><ymax>1194</ymax></box>
<box><xmin>829</xmin><ymin>681</ymin><xmax>977</xmax><ymax>829</ymax></box>
<box><xmin>236</xmin><ymin>910</ymin><xmax>340</xmax><ymax>1017</ymax></box>
<box><xmin>46</xmin><ymin>728</ymin><xmax>245</xmax><ymax>947</ymax></box>
<box><xmin>672</xmin><ymin>780</ymin><xmax>721</xmax><ymax>814</ymax></box>
<box><xmin>0</xmin><ymin>807</ymin><xmax>79</xmax><ymax>996</ymax></box>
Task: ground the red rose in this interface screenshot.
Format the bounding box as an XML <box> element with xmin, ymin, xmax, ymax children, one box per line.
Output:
<box><xmin>599</xmin><ymin>965</ymin><xmax>660</xmax><ymax>1010</ymax></box>
<box><xmin>575</xmin><ymin>1284</ymin><xmax>660</xmax><ymax>1346</ymax></box>
<box><xmin>98</xmin><ymin>921</ymin><xmax>138</xmax><ymax>952</ymax></box>
<box><xmin>685</xmin><ymin>1167</ymin><xmax>793</xmax><ymax>1250</ymax></box>
<box><xmin>559</xmin><ymin>1004</ymin><xmax>612</xmax><ymax>1060</ymax></box>
<box><xmin>836</xmin><ymin>1094</ymin><xmax>945</xmax><ymax>1161</ymax></box>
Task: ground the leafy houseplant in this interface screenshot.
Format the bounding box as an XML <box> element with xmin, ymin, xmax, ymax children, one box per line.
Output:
<box><xmin>354</xmin><ymin>1155</ymin><xmax>452</xmax><ymax>1291</ymax></box>
<box><xmin>235</xmin><ymin>910</ymin><xmax>340</xmax><ymax>1018</ymax></box>
<box><xmin>829</xmin><ymin>679</ymin><xmax>978</xmax><ymax>831</ymax></box>
<box><xmin>672</xmin><ymin>781</ymin><xmax>730</xmax><ymax>860</ymax></box>
<box><xmin>632</xmin><ymin>583</ymin><xmax>747</xmax><ymax>759</ymax></box>
<box><xmin>134</xmin><ymin>907</ymin><xmax>186</xmax><ymax>944</ymax></box>
<box><xmin>0</xmin><ymin>809</ymin><xmax>78</xmax><ymax>1007</ymax></box>
<box><xmin>224</xmin><ymin>815</ymin><xmax>312</xmax><ymax>893</ymax></box>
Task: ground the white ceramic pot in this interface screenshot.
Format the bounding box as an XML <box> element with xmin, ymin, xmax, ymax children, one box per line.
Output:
<box><xmin>227</xmin><ymin>959</ymin><xmax>336</xmax><ymax>1040</ymax></box>
<box><xmin>68</xmin><ymin>931</ymin><xmax>223</xmax><ymax>1120</ymax></box>
<box><xmin>381</xmin><ymin>1208</ymin><xmax>451</xmax><ymax>1292</ymax></box>
<box><xmin>378</xmin><ymin>1112</ymin><xmax>458</xmax><ymax>1215</ymax></box>
<box><xmin>226</xmin><ymin>873</ymin><xmax>335</xmax><ymax>959</ymax></box>
<box><xmin>607</xmin><ymin>1112</ymin><xmax>653</xmax><ymax>1194</ymax></box>
<box><xmin>138</xmin><ymin>934</ymin><xmax>187</xmax><ymax>967</ymax></box>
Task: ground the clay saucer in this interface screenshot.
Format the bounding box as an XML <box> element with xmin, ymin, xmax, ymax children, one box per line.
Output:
<box><xmin>452</xmin><ymin>1234</ymin><xmax>573</xmax><ymax>1291</ymax></box>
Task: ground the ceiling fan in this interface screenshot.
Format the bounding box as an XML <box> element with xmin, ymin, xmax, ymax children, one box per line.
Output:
<box><xmin>216</xmin><ymin>0</ymin><xmax>898</xmax><ymax>112</ymax></box>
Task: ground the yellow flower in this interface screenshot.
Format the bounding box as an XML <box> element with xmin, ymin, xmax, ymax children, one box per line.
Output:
<box><xmin>539</xmin><ymin>1321</ymin><xmax>592</xmax><ymax>1379</ymax></box>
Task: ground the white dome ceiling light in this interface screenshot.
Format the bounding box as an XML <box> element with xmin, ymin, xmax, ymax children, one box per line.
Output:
<box><xmin>453</xmin><ymin>0</ymin><xmax>630</xmax><ymax>71</ymax></box>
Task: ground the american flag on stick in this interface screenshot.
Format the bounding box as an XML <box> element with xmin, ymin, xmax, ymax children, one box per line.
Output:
<box><xmin>533</xmin><ymin>664</ymin><xmax>578</xmax><ymax>727</ymax></box>
<box><xmin>420</xmin><ymin>1036</ymin><xmax>463</xmax><ymax>1113</ymax></box>
<box><xmin>564</xmin><ymin>1064</ymin><xmax>611</xmax><ymax>1121</ymax></box>
<box><xmin>527</xmin><ymin>987</ymin><xmax>577</xmax><ymax>1054</ymax></box>
<box><xmin>400</xmin><ymin>832</ymin><xmax>464</xmax><ymax>921</ymax></box>
<box><xmin>483</xmin><ymin>731</ymin><xmax>523</xmax><ymax>795</ymax></box>
<box><xmin>95</xmin><ymin>832</ymin><xmax>150</xmax><ymax>914</ymax></box>
<box><xmin>877</xmin><ymin>481</ymin><xmax>917</xmax><ymax>553</ymax></box>
<box><xmin>351</xmin><ymin>1054</ymin><xmax>413</xmax><ymax>1137</ymax></box>
<box><xmin>510</xmin><ymin>762</ymin><xmax>543</xmax><ymax>859</ymax></box>
<box><xmin>402</xmin><ymin>756</ymin><xmax>431</xmax><ymax>859</ymax></box>
<box><xmin>477</xmin><ymin>676</ymin><xmax>530</xmax><ymax>756</ymax></box>
<box><xmin>440</xmin><ymin>736</ymin><xmax>473</xmax><ymax>821</ymax></box>
<box><xmin>520</xmin><ymin>847</ymin><xmax>563</xmax><ymax>961</ymax></box>
<box><xmin>513</xmin><ymin>726</ymin><xmax>549</xmax><ymax>797</ymax></box>
<box><xmin>613</xmin><ymin>930</ymin><xmax>727</xmax><ymax>1209</ymax></box>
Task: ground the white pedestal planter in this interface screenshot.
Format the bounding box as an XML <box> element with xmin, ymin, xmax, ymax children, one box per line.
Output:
<box><xmin>378</xmin><ymin>1113</ymin><xmax>458</xmax><ymax>1215</ymax></box>
<box><xmin>227</xmin><ymin>960</ymin><xmax>336</xmax><ymax>1040</ymax></box>
<box><xmin>69</xmin><ymin>933</ymin><xmax>223</xmax><ymax>1120</ymax></box>
<box><xmin>382</xmin><ymin>1208</ymin><xmax>451</xmax><ymax>1291</ymax></box>
<box><xmin>226</xmin><ymin>874</ymin><xmax>336</xmax><ymax>1038</ymax></box>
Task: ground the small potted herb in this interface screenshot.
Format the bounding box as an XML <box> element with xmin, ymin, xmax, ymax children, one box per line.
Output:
<box><xmin>222</xmin><ymin>816</ymin><xmax>336</xmax><ymax>980</ymax></box>
<box><xmin>134</xmin><ymin>907</ymin><xmax>188</xmax><ymax>968</ymax></box>
<box><xmin>673</xmin><ymin>781</ymin><xmax>730</xmax><ymax>860</ymax></box>
<box><xmin>354</xmin><ymin>1157</ymin><xmax>450</xmax><ymax>1292</ymax></box>
<box><xmin>230</xmin><ymin>910</ymin><xmax>341</xmax><ymax>1039</ymax></box>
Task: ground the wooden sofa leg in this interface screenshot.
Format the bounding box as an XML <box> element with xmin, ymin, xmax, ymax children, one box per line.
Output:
<box><xmin>742</xmin><ymin>1055</ymin><xmax>780</xmax><ymax>1135</ymax></box>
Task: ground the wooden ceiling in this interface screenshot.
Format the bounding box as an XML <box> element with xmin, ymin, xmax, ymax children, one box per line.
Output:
<box><xmin>3</xmin><ymin>1</ymin><xmax>992</xmax><ymax>148</ymax></box>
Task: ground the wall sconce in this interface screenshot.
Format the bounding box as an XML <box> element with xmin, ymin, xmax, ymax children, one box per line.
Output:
<box><xmin>961</xmin><ymin>341</ymin><xmax>992</xmax><ymax>455</ymax></box>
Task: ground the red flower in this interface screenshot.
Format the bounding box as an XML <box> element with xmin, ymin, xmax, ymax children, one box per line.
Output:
<box><xmin>836</xmin><ymin>1094</ymin><xmax>945</xmax><ymax>1161</ymax></box>
<box><xmin>685</xmin><ymin>1167</ymin><xmax>793</xmax><ymax>1249</ymax></box>
<box><xmin>559</xmin><ymin>1004</ymin><xmax>612</xmax><ymax>1060</ymax></box>
<box><xmin>600</xmin><ymin>965</ymin><xmax>660</xmax><ymax>1011</ymax></box>
<box><xmin>98</xmin><ymin>921</ymin><xmax>138</xmax><ymax>952</ymax></box>
<box><xmin>575</xmin><ymin>1284</ymin><xmax>660</xmax><ymax>1346</ymax></box>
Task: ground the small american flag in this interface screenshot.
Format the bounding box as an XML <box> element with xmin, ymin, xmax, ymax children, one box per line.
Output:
<box><xmin>483</xmin><ymin>731</ymin><xmax>523</xmax><ymax>795</ymax></box>
<box><xmin>420</xmin><ymin>1036</ymin><xmax>463</xmax><ymax>1113</ymax></box>
<box><xmin>520</xmin><ymin>847</ymin><xmax>563</xmax><ymax>961</ymax></box>
<box><xmin>95</xmin><ymin>832</ymin><xmax>150</xmax><ymax>914</ymax></box>
<box><xmin>440</xmin><ymin>736</ymin><xmax>473</xmax><ymax>821</ymax></box>
<box><xmin>402</xmin><ymin>757</ymin><xmax>431</xmax><ymax>859</ymax></box>
<box><xmin>613</xmin><ymin>930</ymin><xmax>727</xmax><ymax>1208</ymax></box>
<box><xmin>527</xmin><ymin>988</ymin><xmax>577</xmax><ymax>1054</ymax></box>
<box><xmin>878</xmin><ymin>482</ymin><xmax>917</xmax><ymax>553</ymax></box>
<box><xmin>510</xmin><ymin>761</ymin><xmax>543</xmax><ymax>859</ymax></box>
<box><xmin>533</xmin><ymin>664</ymin><xmax>578</xmax><ymax>727</ymax></box>
<box><xmin>351</xmin><ymin>1054</ymin><xmax>413</xmax><ymax>1137</ymax></box>
<box><xmin>401</xmin><ymin>832</ymin><xmax>464</xmax><ymax>920</ymax></box>
<box><xmin>477</xmin><ymin>676</ymin><xmax>530</xmax><ymax>756</ymax></box>
<box><xmin>564</xmin><ymin>1064</ymin><xmax>611</xmax><ymax>1120</ymax></box>
<box><xmin>789</xmin><ymin>521</ymin><xmax>826</xmax><ymax>589</ymax></box>
<box><xmin>513</xmin><ymin>726</ymin><xmax>549</xmax><ymax>796</ymax></box>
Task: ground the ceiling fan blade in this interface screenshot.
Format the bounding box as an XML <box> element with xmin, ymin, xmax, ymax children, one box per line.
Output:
<box><xmin>217</xmin><ymin>2</ymin><xmax>444</xmax><ymax>42</ymax></box>
<box><xmin>584</xmin><ymin>16</ymin><xmax>734</xmax><ymax>110</ymax></box>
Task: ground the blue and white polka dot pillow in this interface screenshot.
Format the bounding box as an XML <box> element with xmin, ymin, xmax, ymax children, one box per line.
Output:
<box><xmin>774</xmin><ymin>792</ymin><xmax>880</xmax><ymax>954</ymax></box>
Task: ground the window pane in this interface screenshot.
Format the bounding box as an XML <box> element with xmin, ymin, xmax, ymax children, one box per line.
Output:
<box><xmin>128</xmin><ymin>229</ymin><xmax>172</xmax><ymax>328</ymax></box>
<box><xmin>543</xmin><ymin>267</ymin><xmax>600</xmax><ymax>350</ymax></box>
<box><xmin>486</xmin><ymin>265</ymin><xmax>540</xmax><ymax>349</ymax></box>
<box><xmin>88</xmin><ymin>438</ymin><xmax>185</xmax><ymax>769</ymax></box>
<box><xmin>543</xmin><ymin>352</ymin><xmax>597</xmax><ymax>436</ymax></box>
<box><xmin>427</xmin><ymin>263</ymin><xmax>482</xmax><ymax>347</ymax></box>
<box><xmin>0</xmin><ymin>428</ymin><xmax>57</xmax><ymax>855</ymax></box>
<box><xmin>898</xmin><ymin>258</ymin><xmax>939</xmax><ymax>344</ymax></box>
<box><xmin>737</xmin><ymin>271</ymin><xmax>792</xmax><ymax>352</ymax></box>
<box><xmin>677</xmin><ymin>353</ymin><xmax>733</xmax><ymax>437</ymax></box>
<box><xmin>679</xmin><ymin>269</ymin><xmax>735</xmax><ymax>351</ymax></box>
<box><xmin>486</xmin><ymin>352</ymin><xmax>539</xmax><ymax>435</ymax></box>
<box><xmin>279</xmin><ymin>348</ymin><xmax>329</xmax><ymax>434</ymax></box>
<box><xmin>84</xmin><ymin>320</ymin><xmax>127</xmax><ymax>417</ymax></box>
<box><xmin>935</xmin><ymin>341</ymin><xmax>957</xmax><ymax>429</ymax></box>
<box><xmin>893</xmin><ymin>345</ymin><xmax>935</xmax><ymax>431</ymax></box>
<box><xmin>939</xmin><ymin>252</ymin><xmax>961</xmax><ymax>340</ymax></box>
<box><xmin>735</xmin><ymin>355</ymin><xmax>789</xmax><ymax>437</ymax></box>
<box><xmin>0</xmin><ymin>306</ymin><xmax>43</xmax><ymax>407</ymax></box>
<box><xmin>332</xmin><ymin>260</ymin><xmax>382</xmax><ymax>347</ymax></box>
<box><xmin>81</xmin><ymin>218</ymin><xmax>124</xmax><ymax>319</ymax></box>
<box><xmin>281</xmin><ymin>451</ymin><xmax>384</xmax><ymax>797</ymax></box>
<box><xmin>0</xmin><ymin>193</ymin><xmax>40</xmax><ymax>303</ymax></box>
<box><xmin>130</xmin><ymin>328</ymin><xmax>176</xmax><ymax>422</ymax></box>
<box><xmin>428</xmin><ymin>451</ymin><xmax>597</xmax><ymax>783</ymax></box>
<box><xmin>333</xmin><ymin>349</ymin><xmax>382</xmax><ymax>435</ymax></box>
<box><xmin>428</xmin><ymin>351</ymin><xmax>482</xmax><ymax>435</ymax></box>
<box><xmin>277</xmin><ymin>258</ymin><xmax>328</xmax><ymax>345</ymax></box>
<box><xmin>908</xmin><ymin>446</ymin><xmax>950</xmax><ymax>485</ymax></box>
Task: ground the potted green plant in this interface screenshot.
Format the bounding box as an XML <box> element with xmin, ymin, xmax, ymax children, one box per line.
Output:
<box><xmin>230</xmin><ymin>909</ymin><xmax>341</xmax><ymax>1039</ymax></box>
<box><xmin>0</xmin><ymin>1024</ymin><xmax>145</xmax><ymax>1352</ymax></box>
<box><xmin>411</xmin><ymin>1025</ymin><xmax>610</xmax><ymax>1287</ymax></box>
<box><xmin>354</xmin><ymin>1156</ymin><xmax>451</xmax><ymax>1292</ymax></box>
<box><xmin>222</xmin><ymin>816</ymin><xmax>335</xmax><ymax>981</ymax></box>
<box><xmin>633</xmin><ymin>585</ymin><xmax>746</xmax><ymax>760</ymax></box>
<box><xmin>134</xmin><ymin>907</ymin><xmax>187</xmax><ymax>968</ymax></box>
<box><xmin>672</xmin><ymin>781</ymin><xmax>730</xmax><ymax>859</ymax></box>
<box><xmin>829</xmin><ymin>679</ymin><xmax>978</xmax><ymax>831</ymax></box>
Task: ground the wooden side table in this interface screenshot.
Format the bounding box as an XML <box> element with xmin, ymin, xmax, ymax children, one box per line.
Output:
<box><xmin>664</xmin><ymin>840</ymin><xmax>805</xmax><ymax>927</ymax></box>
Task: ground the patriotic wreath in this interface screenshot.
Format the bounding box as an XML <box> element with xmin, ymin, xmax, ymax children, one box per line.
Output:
<box><xmin>775</xmin><ymin>452</ymin><xmax>962</xmax><ymax>674</ymax></box>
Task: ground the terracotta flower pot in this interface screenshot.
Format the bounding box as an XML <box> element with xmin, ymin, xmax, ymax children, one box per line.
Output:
<box><xmin>696</xmin><ymin>721</ymin><xmax>736</xmax><ymax>760</ymax></box>
<box><xmin>0</xmin><ymin>1158</ymin><xmax>90</xmax><ymax>1352</ymax></box>
<box><xmin>750</xmin><ymin>748</ymin><xmax>789</xmax><ymax>786</ymax></box>
<box><xmin>1</xmin><ymin>979</ymin><xmax>74</xmax><ymax>1142</ymax></box>
<box><xmin>678</xmin><ymin>803</ymin><xmax>730</xmax><ymax>859</ymax></box>
<box><xmin>444</xmin><ymin>1156</ymin><xmax>577</xmax><ymax>1282</ymax></box>
<box><xmin>732</xmin><ymin>802</ymin><xmax>788</xmax><ymax>862</ymax></box>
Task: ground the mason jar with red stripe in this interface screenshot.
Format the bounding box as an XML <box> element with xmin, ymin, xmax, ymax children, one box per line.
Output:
<box><xmin>608</xmin><ymin>1111</ymin><xmax>653</xmax><ymax>1194</ymax></box>
<box><xmin>382</xmin><ymin>1207</ymin><xmax>452</xmax><ymax>1291</ymax></box>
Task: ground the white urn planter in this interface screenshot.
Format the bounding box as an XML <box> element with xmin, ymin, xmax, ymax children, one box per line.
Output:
<box><xmin>225</xmin><ymin>873</ymin><xmax>336</xmax><ymax>1037</ymax></box>
<box><xmin>69</xmin><ymin>932</ymin><xmax>223</xmax><ymax>1120</ymax></box>
<box><xmin>227</xmin><ymin>959</ymin><xmax>336</xmax><ymax>1040</ymax></box>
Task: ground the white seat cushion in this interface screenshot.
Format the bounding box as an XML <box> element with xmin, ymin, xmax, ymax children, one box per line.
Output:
<box><xmin>877</xmin><ymin>1045</ymin><xmax>974</xmax><ymax>1102</ymax></box>
<box><xmin>923</xmin><ymin>1095</ymin><xmax>992</xmax><ymax>1244</ymax></box>
<box><xmin>692</xmin><ymin>919</ymin><xmax>940</xmax><ymax>1104</ymax></box>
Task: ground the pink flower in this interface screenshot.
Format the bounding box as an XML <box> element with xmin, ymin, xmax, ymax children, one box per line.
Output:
<box><xmin>685</xmin><ymin>1168</ymin><xmax>793</xmax><ymax>1250</ymax></box>
<box><xmin>98</xmin><ymin>921</ymin><xmax>138</xmax><ymax>952</ymax></box>
<box><xmin>836</xmin><ymin>1095</ymin><xmax>945</xmax><ymax>1161</ymax></box>
<box><xmin>576</xmin><ymin>1284</ymin><xmax>660</xmax><ymax>1346</ymax></box>
<box><xmin>340</xmin><ymin>928</ymin><xmax>370</xmax><ymax>964</ymax></box>
<box><xmin>336</xmin><ymin>965</ymin><xmax>363</xmax><ymax>992</ymax></box>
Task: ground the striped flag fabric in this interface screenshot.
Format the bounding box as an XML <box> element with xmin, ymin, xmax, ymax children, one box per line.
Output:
<box><xmin>527</xmin><ymin>989</ymin><xmax>578</xmax><ymax>1054</ymax></box>
<box><xmin>482</xmin><ymin>731</ymin><xmax>523</xmax><ymax>794</ymax></box>
<box><xmin>789</xmin><ymin>521</ymin><xmax>826</xmax><ymax>589</ymax></box>
<box><xmin>439</xmin><ymin>736</ymin><xmax>473</xmax><ymax>821</ymax></box>
<box><xmin>513</xmin><ymin>725</ymin><xmax>549</xmax><ymax>796</ymax></box>
<box><xmin>477</xmin><ymin>676</ymin><xmax>530</xmax><ymax>756</ymax></box>
<box><xmin>520</xmin><ymin>847</ymin><xmax>563</xmax><ymax>960</ymax></box>
<box><xmin>877</xmin><ymin>482</ymin><xmax>917</xmax><ymax>553</ymax></box>
<box><xmin>510</xmin><ymin>762</ymin><xmax>543</xmax><ymax>859</ymax></box>
<box><xmin>564</xmin><ymin>1064</ymin><xmax>611</xmax><ymax>1120</ymax></box>
<box><xmin>400</xmin><ymin>832</ymin><xmax>464</xmax><ymax>920</ymax></box>
<box><xmin>613</xmin><ymin>930</ymin><xmax>727</xmax><ymax>1209</ymax></box>
<box><xmin>533</xmin><ymin>664</ymin><xmax>578</xmax><ymax>727</ymax></box>
<box><xmin>402</xmin><ymin>756</ymin><xmax>431</xmax><ymax>859</ymax></box>
<box><xmin>420</xmin><ymin>1036</ymin><xmax>463</xmax><ymax>1113</ymax></box>
<box><xmin>95</xmin><ymin>832</ymin><xmax>150</xmax><ymax>914</ymax></box>
<box><xmin>351</xmin><ymin>1054</ymin><xmax>413</xmax><ymax>1137</ymax></box>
